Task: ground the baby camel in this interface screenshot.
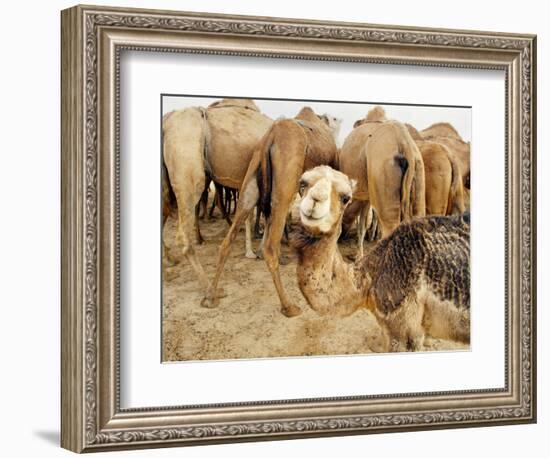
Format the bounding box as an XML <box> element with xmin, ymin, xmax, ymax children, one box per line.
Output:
<box><xmin>290</xmin><ymin>166</ymin><xmax>470</xmax><ymax>352</ymax></box>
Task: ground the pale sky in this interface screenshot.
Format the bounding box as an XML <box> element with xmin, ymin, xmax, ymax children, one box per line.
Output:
<box><xmin>162</xmin><ymin>95</ymin><xmax>471</xmax><ymax>146</ymax></box>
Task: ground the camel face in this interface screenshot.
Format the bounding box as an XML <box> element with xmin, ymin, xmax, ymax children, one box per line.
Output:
<box><xmin>298</xmin><ymin>166</ymin><xmax>355</xmax><ymax>235</ymax></box>
<box><xmin>320</xmin><ymin>114</ymin><xmax>342</xmax><ymax>142</ymax></box>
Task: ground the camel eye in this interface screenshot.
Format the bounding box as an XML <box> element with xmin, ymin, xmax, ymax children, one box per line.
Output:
<box><xmin>341</xmin><ymin>194</ymin><xmax>351</xmax><ymax>204</ymax></box>
<box><xmin>299</xmin><ymin>181</ymin><xmax>307</xmax><ymax>195</ymax></box>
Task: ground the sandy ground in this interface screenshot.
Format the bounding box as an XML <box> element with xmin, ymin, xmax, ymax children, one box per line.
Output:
<box><xmin>162</xmin><ymin>206</ymin><xmax>468</xmax><ymax>362</ymax></box>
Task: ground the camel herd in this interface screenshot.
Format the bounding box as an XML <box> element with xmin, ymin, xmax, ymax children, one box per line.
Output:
<box><xmin>162</xmin><ymin>98</ymin><xmax>471</xmax><ymax>340</ymax></box>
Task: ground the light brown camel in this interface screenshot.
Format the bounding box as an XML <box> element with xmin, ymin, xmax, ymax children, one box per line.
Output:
<box><xmin>419</xmin><ymin>141</ymin><xmax>465</xmax><ymax>215</ymax></box>
<box><xmin>420</xmin><ymin>122</ymin><xmax>471</xmax><ymax>200</ymax></box>
<box><xmin>339</xmin><ymin>106</ymin><xmax>426</xmax><ymax>257</ymax></box>
<box><xmin>405</xmin><ymin>124</ymin><xmax>465</xmax><ymax>216</ymax></box>
<box><xmin>201</xmin><ymin>107</ymin><xmax>340</xmax><ymax>317</ymax></box>
<box><xmin>162</xmin><ymin>99</ymin><xmax>272</xmax><ymax>291</ymax></box>
<box><xmin>290</xmin><ymin>166</ymin><xmax>470</xmax><ymax>352</ymax></box>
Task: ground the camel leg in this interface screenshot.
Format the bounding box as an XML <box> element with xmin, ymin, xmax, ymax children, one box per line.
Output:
<box><xmin>254</xmin><ymin>204</ymin><xmax>263</xmax><ymax>239</ymax></box>
<box><xmin>194</xmin><ymin>204</ymin><xmax>204</xmax><ymax>244</ymax></box>
<box><xmin>162</xmin><ymin>239</ymin><xmax>179</xmax><ymax>267</ymax></box>
<box><xmin>162</xmin><ymin>192</ymin><xmax>179</xmax><ymax>267</ymax></box>
<box><xmin>357</xmin><ymin>203</ymin><xmax>368</xmax><ymax>259</ymax></box>
<box><xmin>216</xmin><ymin>185</ymin><xmax>233</xmax><ymax>226</ymax></box>
<box><xmin>225</xmin><ymin>188</ymin><xmax>231</xmax><ymax>215</ymax></box>
<box><xmin>386</xmin><ymin>296</ymin><xmax>425</xmax><ymax>352</ymax></box>
<box><xmin>261</xmin><ymin>171</ymin><xmax>304</xmax><ymax>318</ymax></box>
<box><xmin>198</xmin><ymin>177</ymin><xmax>210</xmax><ymax>220</ymax></box>
<box><xmin>172</xmin><ymin>193</ymin><xmax>211</xmax><ymax>292</ymax></box>
<box><xmin>263</xmin><ymin>211</ymin><xmax>302</xmax><ymax>317</ymax></box>
<box><xmin>244</xmin><ymin>212</ymin><xmax>256</xmax><ymax>259</ymax></box>
<box><xmin>401</xmin><ymin>311</ymin><xmax>426</xmax><ymax>350</ymax></box>
<box><xmin>231</xmin><ymin>190</ymin><xmax>238</xmax><ymax>215</ymax></box>
<box><xmin>162</xmin><ymin>225</ymin><xmax>179</xmax><ymax>283</ymax></box>
<box><xmin>168</xmin><ymin>168</ymin><xmax>209</xmax><ymax>291</ymax></box>
<box><xmin>208</xmin><ymin>189</ymin><xmax>217</xmax><ymax>219</ymax></box>
<box><xmin>366</xmin><ymin>209</ymin><xmax>379</xmax><ymax>242</ymax></box>
<box><xmin>201</xmin><ymin>180</ymin><xmax>259</xmax><ymax>309</ymax></box>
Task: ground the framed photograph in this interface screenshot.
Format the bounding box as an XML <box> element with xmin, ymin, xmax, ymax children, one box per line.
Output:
<box><xmin>61</xmin><ymin>4</ymin><xmax>537</xmax><ymax>453</ymax></box>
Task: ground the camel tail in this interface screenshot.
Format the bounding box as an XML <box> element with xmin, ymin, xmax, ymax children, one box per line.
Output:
<box><xmin>412</xmin><ymin>156</ymin><xmax>426</xmax><ymax>217</ymax></box>
<box><xmin>400</xmin><ymin>130</ymin><xmax>426</xmax><ymax>220</ymax></box>
<box><xmin>391</xmin><ymin>123</ymin><xmax>425</xmax><ymax>222</ymax></box>
<box><xmin>394</xmin><ymin>155</ymin><xmax>410</xmax><ymax>220</ymax></box>
<box><xmin>256</xmin><ymin>129</ymin><xmax>276</xmax><ymax>219</ymax></box>
<box><xmin>395</xmin><ymin>154</ymin><xmax>424</xmax><ymax>221</ymax></box>
<box><xmin>161</xmin><ymin>161</ymin><xmax>177</xmax><ymax>224</ymax></box>
<box><xmin>446</xmin><ymin>153</ymin><xmax>466</xmax><ymax>215</ymax></box>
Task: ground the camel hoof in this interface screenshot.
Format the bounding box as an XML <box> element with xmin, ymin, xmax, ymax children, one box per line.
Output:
<box><xmin>200</xmin><ymin>287</ymin><xmax>227</xmax><ymax>308</ymax></box>
<box><xmin>278</xmin><ymin>255</ymin><xmax>291</xmax><ymax>266</ymax></box>
<box><xmin>201</xmin><ymin>295</ymin><xmax>220</xmax><ymax>309</ymax></box>
<box><xmin>281</xmin><ymin>303</ymin><xmax>302</xmax><ymax>318</ymax></box>
<box><xmin>163</xmin><ymin>269</ymin><xmax>179</xmax><ymax>282</ymax></box>
<box><xmin>245</xmin><ymin>251</ymin><xmax>257</xmax><ymax>259</ymax></box>
<box><xmin>163</xmin><ymin>259</ymin><xmax>177</xmax><ymax>268</ymax></box>
<box><xmin>163</xmin><ymin>251</ymin><xmax>180</xmax><ymax>266</ymax></box>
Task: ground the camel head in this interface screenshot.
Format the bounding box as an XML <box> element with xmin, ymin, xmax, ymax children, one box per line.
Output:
<box><xmin>297</xmin><ymin>166</ymin><xmax>356</xmax><ymax>236</ymax></box>
<box><xmin>319</xmin><ymin>114</ymin><xmax>342</xmax><ymax>141</ymax></box>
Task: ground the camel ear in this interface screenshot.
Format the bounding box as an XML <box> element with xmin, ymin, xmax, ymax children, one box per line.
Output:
<box><xmin>350</xmin><ymin>179</ymin><xmax>358</xmax><ymax>193</ymax></box>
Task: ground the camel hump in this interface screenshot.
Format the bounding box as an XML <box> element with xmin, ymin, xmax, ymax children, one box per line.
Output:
<box><xmin>366</xmin><ymin>106</ymin><xmax>387</xmax><ymax>123</ymax></box>
<box><xmin>207</xmin><ymin>98</ymin><xmax>260</xmax><ymax>112</ymax></box>
<box><xmin>352</xmin><ymin>106</ymin><xmax>387</xmax><ymax>128</ymax></box>
<box><xmin>162</xmin><ymin>106</ymin><xmax>204</xmax><ymax>131</ymax></box>
<box><xmin>421</xmin><ymin>122</ymin><xmax>462</xmax><ymax>140</ymax></box>
<box><xmin>295</xmin><ymin>107</ymin><xmax>324</xmax><ymax>126</ymax></box>
<box><xmin>295</xmin><ymin>106</ymin><xmax>316</xmax><ymax>118</ymax></box>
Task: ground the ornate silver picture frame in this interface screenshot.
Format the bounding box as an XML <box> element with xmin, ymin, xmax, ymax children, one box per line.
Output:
<box><xmin>61</xmin><ymin>4</ymin><xmax>536</xmax><ymax>453</ymax></box>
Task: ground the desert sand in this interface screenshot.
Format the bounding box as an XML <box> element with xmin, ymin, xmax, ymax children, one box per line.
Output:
<box><xmin>162</xmin><ymin>205</ymin><xmax>468</xmax><ymax>362</ymax></box>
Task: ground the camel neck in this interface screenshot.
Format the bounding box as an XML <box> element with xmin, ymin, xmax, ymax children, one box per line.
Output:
<box><xmin>298</xmin><ymin>230</ymin><xmax>341</xmax><ymax>271</ymax></box>
<box><xmin>293</xmin><ymin>226</ymin><xmax>364</xmax><ymax>315</ymax></box>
